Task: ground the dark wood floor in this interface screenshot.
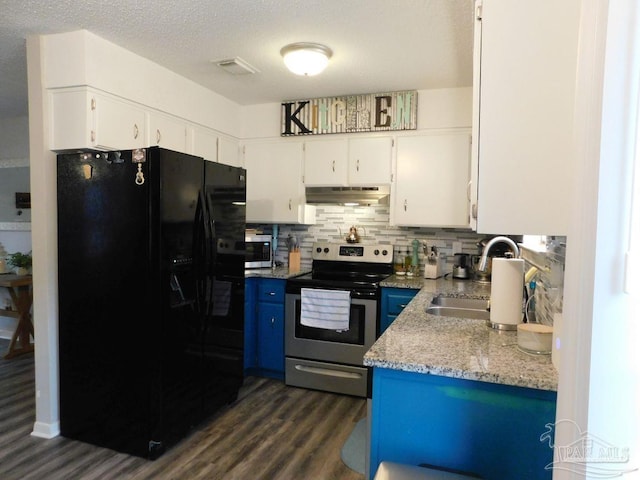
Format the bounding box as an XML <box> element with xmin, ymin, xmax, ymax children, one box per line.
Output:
<box><xmin>0</xmin><ymin>339</ymin><xmax>366</xmax><ymax>480</ymax></box>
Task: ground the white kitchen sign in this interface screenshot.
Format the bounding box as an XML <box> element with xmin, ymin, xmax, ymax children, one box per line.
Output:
<box><xmin>281</xmin><ymin>91</ymin><xmax>417</xmax><ymax>136</ymax></box>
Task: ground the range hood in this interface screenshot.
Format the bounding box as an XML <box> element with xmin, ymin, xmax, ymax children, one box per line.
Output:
<box><xmin>305</xmin><ymin>186</ymin><xmax>390</xmax><ymax>206</ymax></box>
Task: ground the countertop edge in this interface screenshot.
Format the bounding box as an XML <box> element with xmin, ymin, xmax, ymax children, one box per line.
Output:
<box><xmin>370</xmin><ymin>276</ymin><xmax>559</xmax><ymax>392</ymax></box>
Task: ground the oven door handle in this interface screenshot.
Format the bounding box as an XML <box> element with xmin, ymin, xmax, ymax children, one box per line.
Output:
<box><xmin>352</xmin><ymin>290</ymin><xmax>377</xmax><ymax>299</ymax></box>
<box><xmin>294</xmin><ymin>364</ymin><xmax>363</xmax><ymax>379</ymax></box>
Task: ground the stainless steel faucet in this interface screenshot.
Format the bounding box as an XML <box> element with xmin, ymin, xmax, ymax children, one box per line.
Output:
<box><xmin>478</xmin><ymin>236</ymin><xmax>520</xmax><ymax>271</ymax></box>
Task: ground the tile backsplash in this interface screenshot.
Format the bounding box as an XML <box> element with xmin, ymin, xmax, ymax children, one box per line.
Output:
<box><xmin>251</xmin><ymin>205</ymin><xmax>488</xmax><ymax>272</ymax></box>
<box><xmin>249</xmin><ymin>206</ymin><xmax>565</xmax><ymax>326</ymax></box>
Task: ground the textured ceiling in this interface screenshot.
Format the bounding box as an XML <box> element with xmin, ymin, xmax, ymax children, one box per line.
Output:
<box><xmin>0</xmin><ymin>0</ymin><xmax>474</xmax><ymax>119</ymax></box>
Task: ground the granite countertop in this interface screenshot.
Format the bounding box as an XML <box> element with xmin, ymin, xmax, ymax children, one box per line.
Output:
<box><xmin>245</xmin><ymin>266</ymin><xmax>310</xmax><ymax>280</ymax></box>
<box><xmin>365</xmin><ymin>276</ymin><xmax>558</xmax><ymax>391</ymax></box>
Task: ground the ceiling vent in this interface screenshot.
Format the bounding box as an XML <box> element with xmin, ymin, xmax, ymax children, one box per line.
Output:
<box><xmin>214</xmin><ymin>57</ymin><xmax>260</xmax><ymax>75</ymax></box>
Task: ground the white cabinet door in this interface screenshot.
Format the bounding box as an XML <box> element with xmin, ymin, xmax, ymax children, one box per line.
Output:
<box><xmin>393</xmin><ymin>132</ymin><xmax>471</xmax><ymax>227</ymax></box>
<box><xmin>473</xmin><ymin>0</ymin><xmax>579</xmax><ymax>235</ymax></box>
<box><xmin>147</xmin><ymin>112</ymin><xmax>187</xmax><ymax>152</ymax></box>
<box><xmin>91</xmin><ymin>93</ymin><xmax>146</xmax><ymax>150</ymax></box>
<box><xmin>50</xmin><ymin>88</ymin><xmax>146</xmax><ymax>151</ymax></box>
<box><xmin>50</xmin><ymin>88</ymin><xmax>94</xmax><ymax>151</ymax></box>
<box><xmin>244</xmin><ymin>141</ymin><xmax>315</xmax><ymax>224</ymax></box>
<box><xmin>347</xmin><ymin>137</ymin><xmax>393</xmax><ymax>185</ymax></box>
<box><xmin>304</xmin><ymin>138</ymin><xmax>349</xmax><ymax>186</ymax></box>
<box><xmin>218</xmin><ymin>136</ymin><xmax>241</xmax><ymax>167</ymax></box>
<box><xmin>190</xmin><ymin>125</ymin><xmax>218</xmax><ymax>162</ymax></box>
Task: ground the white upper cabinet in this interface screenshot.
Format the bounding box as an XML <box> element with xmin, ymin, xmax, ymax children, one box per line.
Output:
<box><xmin>303</xmin><ymin>138</ymin><xmax>349</xmax><ymax>186</ymax></box>
<box><xmin>303</xmin><ymin>136</ymin><xmax>392</xmax><ymax>186</ymax></box>
<box><xmin>50</xmin><ymin>88</ymin><xmax>146</xmax><ymax>152</ymax></box>
<box><xmin>472</xmin><ymin>0</ymin><xmax>579</xmax><ymax>235</ymax></box>
<box><xmin>190</xmin><ymin>125</ymin><xmax>219</xmax><ymax>162</ymax></box>
<box><xmin>244</xmin><ymin>141</ymin><xmax>315</xmax><ymax>224</ymax></box>
<box><xmin>392</xmin><ymin>132</ymin><xmax>471</xmax><ymax>227</ymax></box>
<box><xmin>217</xmin><ymin>136</ymin><xmax>241</xmax><ymax>168</ymax></box>
<box><xmin>147</xmin><ymin>111</ymin><xmax>187</xmax><ymax>152</ymax></box>
<box><xmin>347</xmin><ymin>136</ymin><xmax>393</xmax><ymax>185</ymax></box>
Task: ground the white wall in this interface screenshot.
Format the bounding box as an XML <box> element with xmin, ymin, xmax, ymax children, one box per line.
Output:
<box><xmin>556</xmin><ymin>0</ymin><xmax>640</xmax><ymax>478</ymax></box>
<box><xmin>0</xmin><ymin>116</ymin><xmax>29</xmax><ymax>158</ymax></box>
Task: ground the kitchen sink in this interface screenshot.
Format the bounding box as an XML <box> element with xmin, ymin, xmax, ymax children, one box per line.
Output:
<box><xmin>425</xmin><ymin>295</ymin><xmax>490</xmax><ymax>320</ymax></box>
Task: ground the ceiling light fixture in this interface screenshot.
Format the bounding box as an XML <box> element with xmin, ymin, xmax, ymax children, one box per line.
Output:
<box><xmin>280</xmin><ymin>42</ymin><xmax>332</xmax><ymax>76</ymax></box>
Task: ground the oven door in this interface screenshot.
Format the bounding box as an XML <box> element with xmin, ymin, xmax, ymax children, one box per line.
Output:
<box><xmin>284</xmin><ymin>291</ymin><xmax>376</xmax><ymax>397</ymax></box>
<box><xmin>284</xmin><ymin>292</ymin><xmax>376</xmax><ymax>366</ymax></box>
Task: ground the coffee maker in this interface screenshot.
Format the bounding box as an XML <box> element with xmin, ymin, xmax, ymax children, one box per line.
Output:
<box><xmin>452</xmin><ymin>253</ymin><xmax>470</xmax><ymax>279</ymax></box>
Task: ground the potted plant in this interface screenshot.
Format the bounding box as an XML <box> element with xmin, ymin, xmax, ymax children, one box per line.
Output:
<box><xmin>7</xmin><ymin>251</ymin><xmax>32</xmax><ymax>275</ymax></box>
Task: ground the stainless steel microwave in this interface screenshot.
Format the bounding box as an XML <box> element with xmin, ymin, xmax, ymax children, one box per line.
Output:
<box><xmin>245</xmin><ymin>234</ymin><xmax>272</xmax><ymax>269</ymax></box>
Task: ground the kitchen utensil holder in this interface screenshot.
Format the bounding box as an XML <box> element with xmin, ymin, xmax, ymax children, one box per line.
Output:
<box><xmin>288</xmin><ymin>250</ymin><xmax>301</xmax><ymax>272</ymax></box>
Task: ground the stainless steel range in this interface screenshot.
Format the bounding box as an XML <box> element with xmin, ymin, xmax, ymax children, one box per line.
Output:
<box><xmin>284</xmin><ymin>242</ymin><xmax>393</xmax><ymax>397</ymax></box>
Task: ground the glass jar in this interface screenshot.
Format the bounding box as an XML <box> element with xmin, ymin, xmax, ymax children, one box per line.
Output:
<box><xmin>394</xmin><ymin>246</ymin><xmax>405</xmax><ymax>274</ymax></box>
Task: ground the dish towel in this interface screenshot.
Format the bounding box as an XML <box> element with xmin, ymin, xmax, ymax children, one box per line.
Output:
<box><xmin>300</xmin><ymin>288</ymin><xmax>351</xmax><ymax>330</ymax></box>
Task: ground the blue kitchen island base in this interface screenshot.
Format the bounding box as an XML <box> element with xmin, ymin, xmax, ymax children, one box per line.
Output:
<box><xmin>369</xmin><ymin>367</ymin><xmax>557</xmax><ymax>480</ymax></box>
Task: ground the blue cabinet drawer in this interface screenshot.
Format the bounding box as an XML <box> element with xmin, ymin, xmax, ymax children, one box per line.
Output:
<box><xmin>380</xmin><ymin>288</ymin><xmax>419</xmax><ymax>335</ymax></box>
<box><xmin>257</xmin><ymin>279</ymin><xmax>285</xmax><ymax>303</ymax></box>
<box><xmin>386</xmin><ymin>291</ymin><xmax>418</xmax><ymax>315</ymax></box>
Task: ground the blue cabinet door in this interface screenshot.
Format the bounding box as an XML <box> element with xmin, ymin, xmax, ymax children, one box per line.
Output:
<box><xmin>247</xmin><ymin>278</ymin><xmax>285</xmax><ymax>379</ymax></box>
<box><xmin>379</xmin><ymin>288</ymin><xmax>419</xmax><ymax>334</ymax></box>
<box><xmin>369</xmin><ymin>367</ymin><xmax>557</xmax><ymax>480</ymax></box>
<box><xmin>257</xmin><ymin>300</ymin><xmax>285</xmax><ymax>377</ymax></box>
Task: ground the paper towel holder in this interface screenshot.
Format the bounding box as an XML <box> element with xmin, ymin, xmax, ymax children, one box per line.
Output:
<box><xmin>487</xmin><ymin>257</ymin><xmax>525</xmax><ymax>331</ymax></box>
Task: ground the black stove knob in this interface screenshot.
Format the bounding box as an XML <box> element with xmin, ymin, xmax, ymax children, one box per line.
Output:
<box><xmin>316</xmin><ymin>247</ymin><xmax>322</xmax><ymax>253</ymax></box>
<box><xmin>323</xmin><ymin>247</ymin><xmax>330</xmax><ymax>253</ymax></box>
<box><xmin>382</xmin><ymin>249</ymin><xmax>388</xmax><ymax>256</ymax></box>
<box><xmin>374</xmin><ymin>249</ymin><xmax>380</xmax><ymax>255</ymax></box>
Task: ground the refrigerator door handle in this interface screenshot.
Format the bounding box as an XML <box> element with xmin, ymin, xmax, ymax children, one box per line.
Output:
<box><xmin>193</xmin><ymin>190</ymin><xmax>209</xmax><ymax>315</ymax></box>
<box><xmin>203</xmin><ymin>190</ymin><xmax>217</xmax><ymax>318</ymax></box>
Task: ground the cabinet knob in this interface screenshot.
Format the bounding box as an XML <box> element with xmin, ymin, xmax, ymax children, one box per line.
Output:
<box><xmin>356</xmin><ymin>159</ymin><xmax>360</xmax><ymax>172</ymax></box>
<box><xmin>133</xmin><ymin>124</ymin><xmax>139</xmax><ymax>139</ymax></box>
<box><xmin>267</xmin><ymin>291</ymin><xmax>276</xmax><ymax>296</ymax></box>
<box><xmin>404</xmin><ymin>199</ymin><xmax>408</xmax><ymax>211</ymax></box>
<box><xmin>332</xmin><ymin>160</ymin><xmax>335</xmax><ymax>172</ymax></box>
<box><xmin>288</xmin><ymin>199</ymin><xmax>292</xmax><ymax>210</ymax></box>
<box><xmin>271</xmin><ymin>317</ymin><xmax>275</xmax><ymax>327</ymax></box>
<box><xmin>156</xmin><ymin>129</ymin><xmax>161</xmax><ymax>144</ymax></box>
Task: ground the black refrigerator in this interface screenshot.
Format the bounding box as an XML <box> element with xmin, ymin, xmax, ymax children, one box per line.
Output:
<box><xmin>57</xmin><ymin>147</ymin><xmax>246</xmax><ymax>459</ymax></box>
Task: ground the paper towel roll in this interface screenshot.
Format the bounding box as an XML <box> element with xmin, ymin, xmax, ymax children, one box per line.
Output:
<box><xmin>489</xmin><ymin>258</ymin><xmax>524</xmax><ymax>329</ymax></box>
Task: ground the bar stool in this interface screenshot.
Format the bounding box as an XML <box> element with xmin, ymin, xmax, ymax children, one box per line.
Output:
<box><xmin>373</xmin><ymin>461</ymin><xmax>481</xmax><ymax>480</ymax></box>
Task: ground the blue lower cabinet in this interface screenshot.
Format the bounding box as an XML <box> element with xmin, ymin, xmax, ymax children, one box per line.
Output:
<box><xmin>257</xmin><ymin>301</ymin><xmax>285</xmax><ymax>376</ymax></box>
<box><xmin>379</xmin><ymin>288</ymin><xmax>419</xmax><ymax>335</ymax></box>
<box><xmin>245</xmin><ymin>277</ymin><xmax>285</xmax><ymax>379</ymax></box>
<box><xmin>369</xmin><ymin>367</ymin><xmax>557</xmax><ymax>480</ymax></box>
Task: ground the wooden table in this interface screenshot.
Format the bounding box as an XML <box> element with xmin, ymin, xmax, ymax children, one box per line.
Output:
<box><xmin>0</xmin><ymin>274</ymin><xmax>34</xmax><ymax>359</ymax></box>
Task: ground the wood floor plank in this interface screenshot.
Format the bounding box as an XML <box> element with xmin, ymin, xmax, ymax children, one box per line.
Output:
<box><xmin>0</xmin><ymin>340</ymin><xmax>366</xmax><ymax>480</ymax></box>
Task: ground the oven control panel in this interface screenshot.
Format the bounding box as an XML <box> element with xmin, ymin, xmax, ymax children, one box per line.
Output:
<box><xmin>311</xmin><ymin>242</ymin><xmax>393</xmax><ymax>263</ymax></box>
